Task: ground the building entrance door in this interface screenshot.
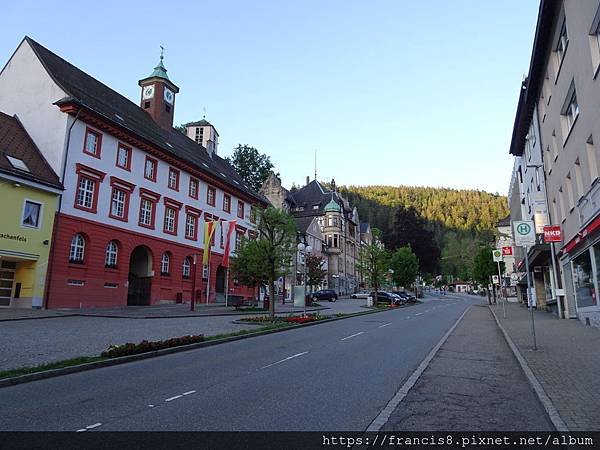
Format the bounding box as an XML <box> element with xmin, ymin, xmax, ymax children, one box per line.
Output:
<box><xmin>127</xmin><ymin>246</ymin><xmax>152</xmax><ymax>306</ymax></box>
<box><xmin>215</xmin><ymin>266</ymin><xmax>226</xmax><ymax>303</ymax></box>
<box><xmin>0</xmin><ymin>260</ymin><xmax>16</xmax><ymax>307</ymax></box>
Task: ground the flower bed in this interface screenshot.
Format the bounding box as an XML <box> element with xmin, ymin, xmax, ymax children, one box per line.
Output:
<box><xmin>101</xmin><ymin>335</ymin><xmax>205</xmax><ymax>358</ymax></box>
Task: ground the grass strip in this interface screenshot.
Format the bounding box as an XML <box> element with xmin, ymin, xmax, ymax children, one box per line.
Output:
<box><xmin>0</xmin><ymin>356</ymin><xmax>106</xmax><ymax>380</ymax></box>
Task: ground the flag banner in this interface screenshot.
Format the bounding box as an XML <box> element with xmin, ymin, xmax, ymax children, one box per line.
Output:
<box><xmin>203</xmin><ymin>220</ymin><xmax>217</xmax><ymax>265</ymax></box>
<box><xmin>222</xmin><ymin>220</ymin><xmax>237</xmax><ymax>268</ymax></box>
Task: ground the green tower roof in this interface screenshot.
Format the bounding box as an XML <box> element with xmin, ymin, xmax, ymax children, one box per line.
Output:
<box><xmin>324</xmin><ymin>196</ymin><xmax>341</xmax><ymax>212</ymax></box>
<box><xmin>148</xmin><ymin>56</ymin><xmax>170</xmax><ymax>81</ymax></box>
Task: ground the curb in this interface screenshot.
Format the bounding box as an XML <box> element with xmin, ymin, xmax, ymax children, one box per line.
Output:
<box><xmin>0</xmin><ymin>304</ymin><xmax>403</xmax><ymax>389</ymax></box>
<box><xmin>366</xmin><ymin>306</ymin><xmax>471</xmax><ymax>432</ymax></box>
<box><xmin>489</xmin><ymin>306</ymin><xmax>569</xmax><ymax>432</ymax></box>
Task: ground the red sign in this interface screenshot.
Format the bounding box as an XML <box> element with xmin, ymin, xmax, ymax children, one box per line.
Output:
<box><xmin>502</xmin><ymin>246</ymin><xmax>513</xmax><ymax>256</ymax></box>
<box><xmin>543</xmin><ymin>225</ymin><xmax>562</xmax><ymax>243</ymax></box>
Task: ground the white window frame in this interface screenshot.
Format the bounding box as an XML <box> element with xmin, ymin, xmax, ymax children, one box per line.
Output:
<box><xmin>182</xmin><ymin>258</ymin><xmax>191</xmax><ymax>278</ymax></box>
<box><xmin>168</xmin><ymin>168</ymin><xmax>178</xmax><ymax>190</ymax></box>
<box><xmin>76</xmin><ymin>177</ymin><xmax>96</xmax><ymax>209</ymax></box>
<box><xmin>164</xmin><ymin>207</ymin><xmax>176</xmax><ymax>232</ymax></box>
<box><xmin>117</xmin><ymin>145</ymin><xmax>130</xmax><ymax>169</ymax></box>
<box><xmin>70</xmin><ymin>234</ymin><xmax>85</xmax><ymax>263</ymax></box>
<box><xmin>21</xmin><ymin>199</ymin><xmax>43</xmax><ymax>229</ymax></box>
<box><xmin>105</xmin><ymin>241</ymin><xmax>118</xmax><ymax>267</ymax></box>
<box><xmin>161</xmin><ymin>253</ymin><xmax>170</xmax><ymax>275</ymax></box>
<box><xmin>139</xmin><ymin>199</ymin><xmax>153</xmax><ymax>226</ymax></box>
<box><xmin>111</xmin><ymin>189</ymin><xmax>126</xmax><ymax>218</ymax></box>
<box><xmin>185</xmin><ymin>214</ymin><xmax>196</xmax><ymax>239</ymax></box>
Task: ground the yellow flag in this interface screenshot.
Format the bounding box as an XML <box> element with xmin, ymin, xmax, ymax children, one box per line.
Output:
<box><xmin>203</xmin><ymin>220</ymin><xmax>217</xmax><ymax>265</ymax></box>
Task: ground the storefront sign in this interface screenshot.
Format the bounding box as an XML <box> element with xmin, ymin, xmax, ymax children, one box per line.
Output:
<box><xmin>502</xmin><ymin>246</ymin><xmax>513</xmax><ymax>256</ymax></box>
<box><xmin>513</xmin><ymin>220</ymin><xmax>536</xmax><ymax>246</ymax></box>
<box><xmin>543</xmin><ymin>225</ymin><xmax>562</xmax><ymax>243</ymax></box>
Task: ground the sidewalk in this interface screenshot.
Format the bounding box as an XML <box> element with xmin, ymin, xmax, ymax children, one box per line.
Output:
<box><xmin>492</xmin><ymin>301</ymin><xmax>600</xmax><ymax>431</ymax></box>
<box><xmin>381</xmin><ymin>305</ymin><xmax>554</xmax><ymax>431</ymax></box>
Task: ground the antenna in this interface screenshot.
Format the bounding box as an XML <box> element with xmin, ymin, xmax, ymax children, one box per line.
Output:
<box><xmin>314</xmin><ymin>149</ymin><xmax>317</xmax><ymax>181</ymax></box>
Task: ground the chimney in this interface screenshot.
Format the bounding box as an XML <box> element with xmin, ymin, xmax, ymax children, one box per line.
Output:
<box><xmin>306</xmin><ymin>176</ymin><xmax>310</xmax><ymax>186</ymax></box>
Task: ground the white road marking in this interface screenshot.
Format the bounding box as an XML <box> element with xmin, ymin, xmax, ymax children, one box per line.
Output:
<box><xmin>182</xmin><ymin>390</ymin><xmax>196</xmax><ymax>396</ymax></box>
<box><xmin>165</xmin><ymin>395</ymin><xmax>183</xmax><ymax>402</ymax></box>
<box><xmin>341</xmin><ymin>332</ymin><xmax>365</xmax><ymax>341</ymax></box>
<box><xmin>261</xmin><ymin>352</ymin><xmax>309</xmax><ymax>369</ymax></box>
<box><xmin>86</xmin><ymin>423</ymin><xmax>102</xmax><ymax>430</ymax></box>
<box><xmin>415</xmin><ymin>313</ymin><xmax>423</xmax><ymax>316</ymax></box>
<box><xmin>378</xmin><ymin>323</ymin><xmax>392</xmax><ymax>328</ymax></box>
<box><xmin>148</xmin><ymin>404</ymin><xmax>155</xmax><ymax>408</ymax></box>
<box><xmin>76</xmin><ymin>429</ymin><xmax>87</xmax><ymax>433</ymax></box>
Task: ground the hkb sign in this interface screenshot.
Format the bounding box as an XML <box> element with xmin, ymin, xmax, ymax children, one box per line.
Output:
<box><xmin>513</xmin><ymin>220</ymin><xmax>536</xmax><ymax>247</ymax></box>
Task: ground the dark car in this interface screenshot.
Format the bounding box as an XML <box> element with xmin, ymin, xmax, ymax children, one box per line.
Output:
<box><xmin>370</xmin><ymin>291</ymin><xmax>402</xmax><ymax>305</ymax></box>
<box><xmin>312</xmin><ymin>289</ymin><xmax>338</xmax><ymax>302</ymax></box>
<box><xmin>393</xmin><ymin>291</ymin><xmax>416</xmax><ymax>303</ymax></box>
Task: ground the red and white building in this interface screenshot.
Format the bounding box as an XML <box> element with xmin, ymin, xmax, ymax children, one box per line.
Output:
<box><xmin>0</xmin><ymin>37</ymin><xmax>266</xmax><ymax>308</ymax></box>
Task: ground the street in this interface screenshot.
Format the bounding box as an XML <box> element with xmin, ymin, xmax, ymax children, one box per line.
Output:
<box><xmin>0</xmin><ymin>294</ymin><xmax>480</xmax><ymax>431</ymax></box>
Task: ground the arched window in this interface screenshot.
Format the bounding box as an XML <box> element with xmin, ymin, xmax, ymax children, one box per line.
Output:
<box><xmin>182</xmin><ymin>257</ymin><xmax>191</xmax><ymax>279</ymax></box>
<box><xmin>161</xmin><ymin>253</ymin><xmax>170</xmax><ymax>275</ymax></box>
<box><xmin>105</xmin><ymin>241</ymin><xmax>118</xmax><ymax>268</ymax></box>
<box><xmin>69</xmin><ymin>234</ymin><xmax>85</xmax><ymax>263</ymax></box>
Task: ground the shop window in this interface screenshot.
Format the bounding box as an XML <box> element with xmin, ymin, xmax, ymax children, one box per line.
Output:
<box><xmin>573</xmin><ymin>250</ymin><xmax>596</xmax><ymax>308</ymax></box>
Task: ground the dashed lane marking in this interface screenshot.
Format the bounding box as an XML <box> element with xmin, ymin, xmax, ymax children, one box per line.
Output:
<box><xmin>341</xmin><ymin>332</ymin><xmax>365</xmax><ymax>341</ymax></box>
<box><xmin>165</xmin><ymin>395</ymin><xmax>183</xmax><ymax>402</ymax></box>
<box><xmin>378</xmin><ymin>323</ymin><xmax>392</xmax><ymax>328</ymax></box>
<box><xmin>261</xmin><ymin>352</ymin><xmax>309</xmax><ymax>369</ymax></box>
<box><xmin>182</xmin><ymin>390</ymin><xmax>196</xmax><ymax>396</ymax></box>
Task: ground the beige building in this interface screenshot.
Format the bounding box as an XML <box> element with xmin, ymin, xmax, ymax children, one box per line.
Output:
<box><xmin>261</xmin><ymin>174</ymin><xmax>363</xmax><ymax>295</ymax></box>
<box><xmin>509</xmin><ymin>0</ymin><xmax>600</xmax><ymax>327</ymax></box>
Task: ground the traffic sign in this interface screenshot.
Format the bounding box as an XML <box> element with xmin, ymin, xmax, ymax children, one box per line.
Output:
<box><xmin>492</xmin><ymin>249</ymin><xmax>503</xmax><ymax>262</ymax></box>
<box><xmin>513</xmin><ymin>220</ymin><xmax>536</xmax><ymax>246</ymax></box>
<box><xmin>502</xmin><ymin>246</ymin><xmax>513</xmax><ymax>256</ymax></box>
<box><xmin>492</xmin><ymin>275</ymin><xmax>500</xmax><ymax>284</ymax></box>
<box><xmin>543</xmin><ymin>225</ymin><xmax>562</xmax><ymax>243</ymax></box>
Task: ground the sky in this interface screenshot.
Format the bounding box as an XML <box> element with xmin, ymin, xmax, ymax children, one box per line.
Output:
<box><xmin>1</xmin><ymin>0</ymin><xmax>540</xmax><ymax>195</ymax></box>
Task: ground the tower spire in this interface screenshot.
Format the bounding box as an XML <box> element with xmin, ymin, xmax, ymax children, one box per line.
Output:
<box><xmin>314</xmin><ymin>149</ymin><xmax>317</xmax><ymax>181</ymax></box>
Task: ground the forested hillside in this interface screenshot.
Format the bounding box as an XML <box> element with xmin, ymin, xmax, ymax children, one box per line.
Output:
<box><xmin>339</xmin><ymin>185</ymin><xmax>509</xmax><ymax>279</ymax></box>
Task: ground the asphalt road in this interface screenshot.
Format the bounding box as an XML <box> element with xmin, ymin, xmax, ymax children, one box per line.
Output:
<box><xmin>0</xmin><ymin>293</ymin><xmax>483</xmax><ymax>431</ymax></box>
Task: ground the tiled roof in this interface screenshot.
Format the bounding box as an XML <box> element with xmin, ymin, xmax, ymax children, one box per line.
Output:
<box><xmin>294</xmin><ymin>216</ymin><xmax>314</xmax><ymax>234</ymax></box>
<box><xmin>0</xmin><ymin>111</ymin><xmax>61</xmax><ymax>189</ymax></box>
<box><xmin>24</xmin><ymin>37</ymin><xmax>263</xmax><ymax>203</ymax></box>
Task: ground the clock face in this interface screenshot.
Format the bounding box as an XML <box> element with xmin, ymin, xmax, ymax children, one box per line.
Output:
<box><xmin>142</xmin><ymin>85</ymin><xmax>155</xmax><ymax>100</ymax></box>
<box><xmin>164</xmin><ymin>87</ymin><xmax>174</xmax><ymax>104</ymax></box>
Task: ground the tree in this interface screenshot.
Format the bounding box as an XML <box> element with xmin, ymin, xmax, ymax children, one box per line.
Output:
<box><xmin>388</xmin><ymin>205</ymin><xmax>440</xmax><ymax>274</ymax></box>
<box><xmin>231</xmin><ymin>239</ymin><xmax>267</xmax><ymax>301</ymax></box>
<box><xmin>472</xmin><ymin>245</ymin><xmax>505</xmax><ymax>303</ymax></box>
<box><xmin>174</xmin><ymin>124</ymin><xmax>187</xmax><ymax>135</ymax></box>
<box><xmin>226</xmin><ymin>145</ymin><xmax>278</xmax><ymax>191</ymax></box>
<box><xmin>390</xmin><ymin>246</ymin><xmax>419</xmax><ymax>288</ymax></box>
<box><xmin>305</xmin><ymin>254</ymin><xmax>327</xmax><ymax>291</ymax></box>
<box><xmin>357</xmin><ymin>229</ymin><xmax>390</xmax><ymax>302</ymax></box>
<box><xmin>247</xmin><ymin>207</ymin><xmax>297</xmax><ymax>318</ymax></box>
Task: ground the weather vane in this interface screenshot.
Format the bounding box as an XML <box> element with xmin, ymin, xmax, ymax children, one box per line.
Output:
<box><xmin>160</xmin><ymin>45</ymin><xmax>165</xmax><ymax>62</ymax></box>
<box><xmin>203</xmin><ymin>106</ymin><xmax>207</xmax><ymax>119</ymax></box>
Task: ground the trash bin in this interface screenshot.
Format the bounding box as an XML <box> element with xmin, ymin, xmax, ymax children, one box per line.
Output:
<box><xmin>263</xmin><ymin>296</ymin><xmax>270</xmax><ymax>311</ymax></box>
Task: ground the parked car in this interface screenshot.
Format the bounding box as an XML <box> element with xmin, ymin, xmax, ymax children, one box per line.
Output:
<box><xmin>351</xmin><ymin>291</ymin><xmax>370</xmax><ymax>299</ymax></box>
<box><xmin>311</xmin><ymin>289</ymin><xmax>338</xmax><ymax>302</ymax></box>
<box><xmin>370</xmin><ymin>291</ymin><xmax>402</xmax><ymax>305</ymax></box>
<box><xmin>393</xmin><ymin>291</ymin><xmax>416</xmax><ymax>303</ymax></box>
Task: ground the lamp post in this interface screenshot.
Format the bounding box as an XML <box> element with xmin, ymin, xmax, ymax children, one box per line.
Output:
<box><xmin>297</xmin><ymin>242</ymin><xmax>313</xmax><ymax>317</ymax></box>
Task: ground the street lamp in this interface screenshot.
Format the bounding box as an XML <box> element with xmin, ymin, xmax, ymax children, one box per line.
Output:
<box><xmin>297</xmin><ymin>242</ymin><xmax>313</xmax><ymax>316</ymax></box>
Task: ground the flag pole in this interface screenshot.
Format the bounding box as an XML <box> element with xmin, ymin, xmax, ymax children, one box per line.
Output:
<box><xmin>225</xmin><ymin>267</ymin><xmax>229</xmax><ymax>307</ymax></box>
<box><xmin>206</xmin><ymin>251</ymin><xmax>210</xmax><ymax>304</ymax></box>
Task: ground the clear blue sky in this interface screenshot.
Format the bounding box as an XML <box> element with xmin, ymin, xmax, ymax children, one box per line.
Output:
<box><xmin>2</xmin><ymin>0</ymin><xmax>539</xmax><ymax>195</ymax></box>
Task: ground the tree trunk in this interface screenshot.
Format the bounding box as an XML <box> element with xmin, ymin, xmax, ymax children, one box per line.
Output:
<box><xmin>269</xmin><ymin>278</ymin><xmax>276</xmax><ymax>319</ymax></box>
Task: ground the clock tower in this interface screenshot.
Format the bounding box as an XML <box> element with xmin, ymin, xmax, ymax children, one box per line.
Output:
<box><xmin>138</xmin><ymin>49</ymin><xmax>180</xmax><ymax>130</ymax></box>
